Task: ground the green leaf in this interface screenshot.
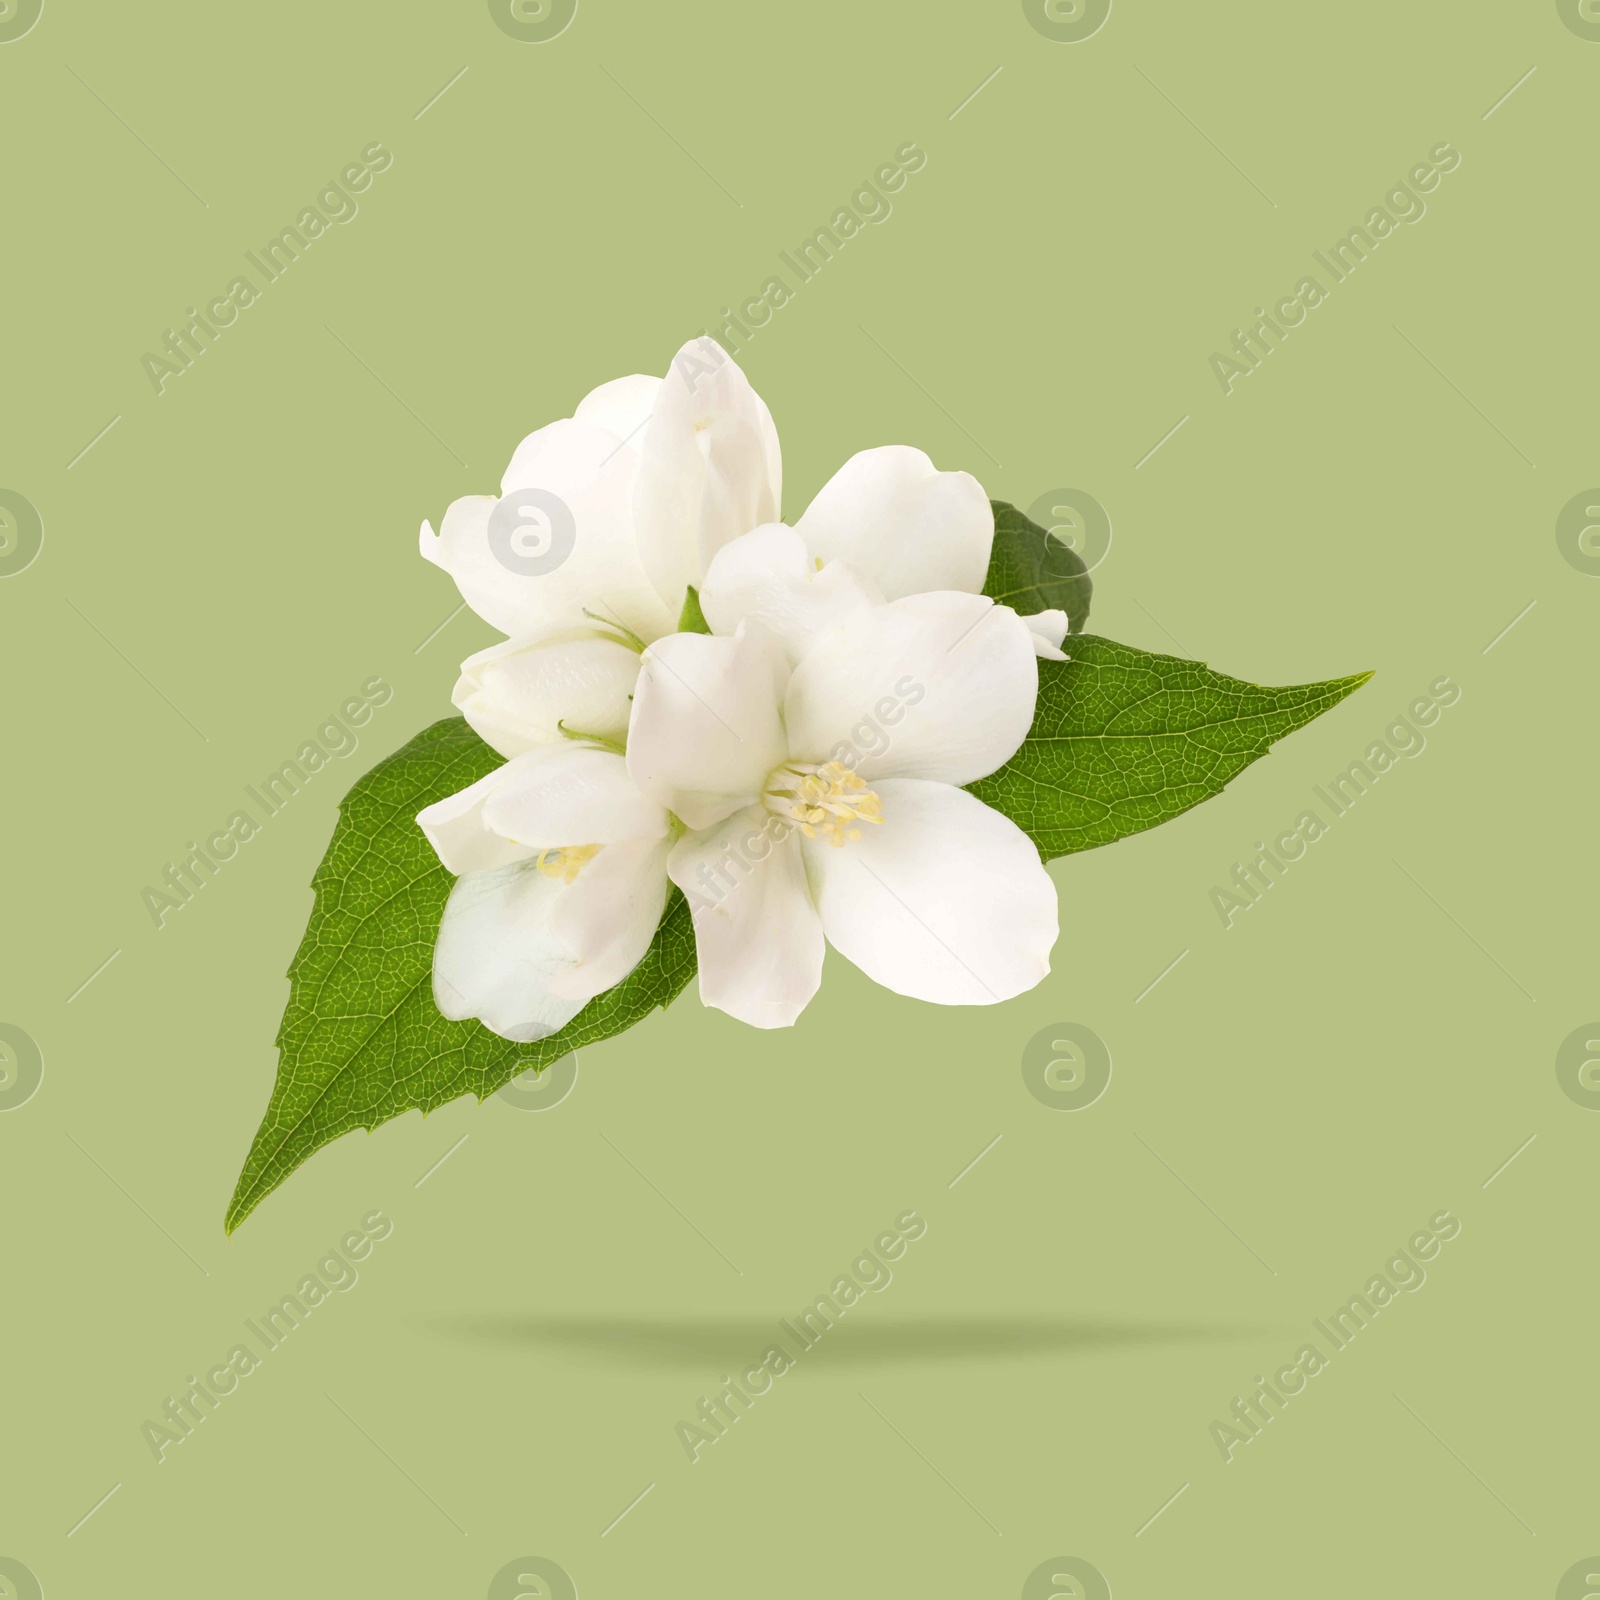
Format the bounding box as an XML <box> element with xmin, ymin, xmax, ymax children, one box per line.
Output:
<box><xmin>969</xmin><ymin>636</ymin><xmax>1372</xmax><ymax>861</ymax></box>
<box><xmin>678</xmin><ymin>584</ymin><xmax>711</xmax><ymax>634</ymax></box>
<box><xmin>225</xmin><ymin>716</ymin><xmax>696</xmax><ymax>1234</ymax></box>
<box><xmin>982</xmin><ymin>499</ymin><xmax>1093</xmax><ymax>634</ymax></box>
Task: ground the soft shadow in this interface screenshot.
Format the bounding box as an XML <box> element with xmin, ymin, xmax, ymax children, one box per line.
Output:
<box><xmin>418</xmin><ymin>1313</ymin><xmax>1267</xmax><ymax>1372</ymax></box>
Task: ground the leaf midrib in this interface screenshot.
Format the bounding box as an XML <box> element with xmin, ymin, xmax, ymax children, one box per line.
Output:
<box><xmin>235</xmin><ymin>736</ymin><xmax>506</xmax><ymax>1219</ymax></box>
<box><xmin>1018</xmin><ymin>687</ymin><xmax>1363</xmax><ymax>743</ymax></box>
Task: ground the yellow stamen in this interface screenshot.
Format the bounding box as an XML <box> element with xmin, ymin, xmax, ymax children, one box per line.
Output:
<box><xmin>534</xmin><ymin>843</ymin><xmax>601</xmax><ymax>885</ymax></box>
<box><xmin>763</xmin><ymin>760</ymin><xmax>884</xmax><ymax>848</ymax></box>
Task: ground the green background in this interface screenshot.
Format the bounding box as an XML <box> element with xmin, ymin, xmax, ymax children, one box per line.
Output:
<box><xmin>3</xmin><ymin>1</ymin><xmax>1595</xmax><ymax>1594</ymax></box>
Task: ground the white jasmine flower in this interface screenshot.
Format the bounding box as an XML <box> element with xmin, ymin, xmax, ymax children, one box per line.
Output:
<box><xmin>419</xmin><ymin>336</ymin><xmax>781</xmax><ymax>648</ymax></box>
<box><xmin>420</xmin><ymin>335</ymin><xmax>781</xmax><ymax>755</ymax></box>
<box><xmin>414</xmin><ymin>345</ymin><xmax>1062</xmax><ymax>1040</ymax></box>
<box><xmin>417</xmin><ymin>743</ymin><xmax>672</xmax><ymax>1041</ymax></box>
<box><xmin>697</xmin><ymin>445</ymin><xmax>1070</xmax><ymax>663</ymax></box>
<box><xmin>420</xmin><ymin>340</ymin><xmax>1063</xmax><ymax>756</ymax></box>
<box><xmin>626</xmin><ymin>594</ymin><xmax>1058</xmax><ymax>1029</ymax></box>
<box><xmin>450</xmin><ymin>622</ymin><xmax>644</xmax><ymax>758</ymax></box>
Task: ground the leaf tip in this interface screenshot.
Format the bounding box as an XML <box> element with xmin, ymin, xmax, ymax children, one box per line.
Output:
<box><xmin>678</xmin><ymin>584</ymin><xmax>711</xmax><ymax>634</ymax></box>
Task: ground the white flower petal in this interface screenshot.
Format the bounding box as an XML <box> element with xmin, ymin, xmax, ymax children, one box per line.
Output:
<box><xmin>668</xmin><ymin>807</ymin><xmax>824</xmax><ymax>1029</ymax></box>
<box><xmin>422</xmin><ymin>417</ymin><xmax>674</xmax><ymax>644</ymax></box>
<box><xmin>793</xmin><ymin>446</ymin><xmax>992</xmax><ymax>600</ymax></box>
<box><xmin>805</xmin><ymin>779</ymin><xmax>1056</xmax><ymax>1008</ymax></box>
<box><xmin>574</xmin><ymin>373</ymin><xmax>662</xmax><ymax>449</ymax></box>
<box><xmin>433</xmin><ymin>863</ymin><xmax>585</xmax><ymax>1041</ymax></box>
<box><xmin>546</xmin><ymin>835</ymin><xmax>674</xmax><ymax>1000</ymax></box>
<box><xmin>698</xmin><ymin>523</ymin><xmax>883</xmax><ymax>663</ymax></box>
<box><xmin>1024</xmin><ymin>608</ymin><xmax>1069</xmax><ymax>661</ymax></box>
<box><xmin>626</xmin><ymin>625</ymin><xmax>789</xmax><ymax>830</ymax></box>
<box><xmin>497</xmin><ymin>414</ymin><xmax>624</xmax><ymax>499</ymax></box>
<box><xmin>432</xmin><ymin>836</ymin><xmax>670</xmax><ymax>1041</ymax></box>
<box><xmin>783</xmin><ymin>591</ymin><xmax>1038</xmax><ymax>785</ymax></box>
<box><xmin>417</xmin><ymin>766</ymin><xmax>536</xmax><ymax>877</ymax></box>
<box><xmin>482</xmin><ymin>744</ymin><xmax>667</xmax><ymax>851</ymax></box>
<box><xmin>632</xmin><ymin>338</ymin><xmax>783</xmax><ymax>617</ymax></box>
<box><xmin>452</xmin><ymin>626</ymin><xmax>642</xmax><ymax>758</ymax></box>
